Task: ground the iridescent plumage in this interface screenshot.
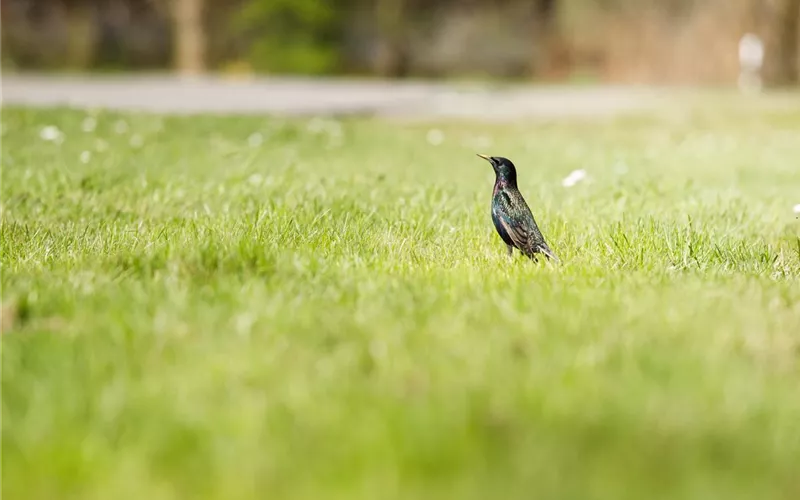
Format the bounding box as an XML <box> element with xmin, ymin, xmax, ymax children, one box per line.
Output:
<box><xmin>478</xmin><ymin>154</ymin><xmax>558</xmax><ymax>262</ymax></box>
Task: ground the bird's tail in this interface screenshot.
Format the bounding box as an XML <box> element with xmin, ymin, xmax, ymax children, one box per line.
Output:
<box><xmin>538</xmin><ymin>244</ymin><xmax>560</xmax><ymax>263</ymax></box>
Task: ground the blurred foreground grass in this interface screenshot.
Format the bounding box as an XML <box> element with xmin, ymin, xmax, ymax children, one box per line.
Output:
<box><xmin>2</xmin><ymin>102</ymin><xmax>800</xmax><ymax>500</ymax></box>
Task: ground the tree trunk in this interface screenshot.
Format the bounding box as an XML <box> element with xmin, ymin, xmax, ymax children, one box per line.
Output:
<box><xmin>533</xmin><ymin>0</ymin><xmax>562</xmax><ymax>79</ymax></box>
<box><xmin>374</xmin><ymin>0</ymin><xmax>409</xmax><ymax>78</ymax></box>
<box><xmin>775</xmin><ymin>0</ymin><xmax>800</xmax><ymax>84</ymax></box>
<box><xmin>65</xmin><ymin>4</ymin><xmax>98</xmax><ymax>70</ymax></box>
<box><xmin>763</xmin><ymin>0</ymin><xmax>800</xmax><ymax>85</ymax></box>
<box><xmin>172</xmin><ymin>0</ymin><xmax>205</xmax><ymax>75</ymax></box>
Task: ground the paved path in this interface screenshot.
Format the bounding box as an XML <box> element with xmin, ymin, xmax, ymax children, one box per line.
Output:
<box><xmin>2</xmin><ymin>74</ymin><xmax>662</xmax><ymax>119</ymax></box>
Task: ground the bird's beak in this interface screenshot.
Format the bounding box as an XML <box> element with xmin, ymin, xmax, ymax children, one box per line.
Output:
<box><xmin>476</xmin><ymin>153</ymin><xmax>491</xmax><ymax>162</ymax></box>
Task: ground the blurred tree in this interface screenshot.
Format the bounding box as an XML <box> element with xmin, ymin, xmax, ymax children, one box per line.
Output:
<box><xmin>773</xmin><ymin>0</ymin><xmax>799</xmax><ymax>84</ymax></box>
<box><xmin>171</xmin><ymin>0</ymin><xmax>206</xmax><ymax>74</ymax></box>
<box><xmin>1</xmin><ymin>0</ymin><xmax>797</xmax><ymax>84</ymax></box>
<box><xmin>533</xmin><ymin>0</ymin><xmax>560</xmax><ymax>78</ymax></box>
<box><xmin>374</xmin><ymin>0</ymin><xmax>410</xmax><ymax>77</ymax></box>
<box><xmin>63</xmin><ymin>1</ymin><xmax>99</xmax><ymax>69</ymax></box>
<box><xmin>232</xmin><ymin>0</ymin><xmax>342</xmax><ymax>75</ymax></box>
<box><xmin>756</xmin><ymin>0</ymin><xmax>799</xmax><ymax>85</ymax></box>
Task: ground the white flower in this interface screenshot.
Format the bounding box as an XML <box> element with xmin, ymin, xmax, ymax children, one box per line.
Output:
<box><xmin>327</xmin><ymin>121</ymin><xmax>343</xmax><ymax>136</ymax></box>
<box><xmin>562</xmin><ymin>169</ymin><xmax>587</xmax><ymax>188</ymax></box>
<box><xmin>306</xmin><ymin>117</ymin><xmax>325</xmax><ymax>134</ymax></box>
<box><xmin>247</xmin><ymin>132</ymin><xmax>263</xmax><ymax>148</ymax></box>
<box><xmin>81</xmin><ymin>117</ymin><xmax>97</xmax><ymax>133</ymax></box>
<box><xmin>80</xmin><ymin>151</ymin><xmax>92</xmax><ymax>164</ymax></box>
<box><xmin>426</xmin><ymin>129</ymin><xmax>444</xmax><ymax>146</ymax></box>
<box><xmin>39</xmin><ymin>125</ymin><xmax>63</xmax><ymax>142</ymax></box>
<box><xmin>793</xmin><ymin>204</ymin><xmax>800</xmax><ymax>215</ymax></box>
<box><xmin>114</xmin><ymin>120</ymin><xmax>129</xmax><ymax>134</ymax></box>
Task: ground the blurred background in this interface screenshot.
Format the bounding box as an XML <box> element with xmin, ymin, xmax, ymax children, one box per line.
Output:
<box><xmin>1</xmin><ymin>0</ymin><xmax>798</xmax><ymax>86</ymax></box>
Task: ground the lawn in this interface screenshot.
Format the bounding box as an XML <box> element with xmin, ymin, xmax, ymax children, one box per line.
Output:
<box><xmin>2</xmin><ymin>100</ymin><xmax>800</xmax><ymax>500</ymax></box>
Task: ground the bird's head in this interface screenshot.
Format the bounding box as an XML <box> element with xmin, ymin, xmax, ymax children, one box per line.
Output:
<box><xmin>477</xmin><ymin>154</ymin><xmax>517</xmax><ymax>184</ymax></box>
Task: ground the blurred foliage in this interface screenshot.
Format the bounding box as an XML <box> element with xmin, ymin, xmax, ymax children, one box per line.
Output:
<box><xmin>0</xmin><ymin>0</ymin><xmax>797</xmax><ymax>84</ymax></box>
<box><xmin>231</xmin><ymin>0</ymin><xmax>345</xmax><ymax>74</ymax></box>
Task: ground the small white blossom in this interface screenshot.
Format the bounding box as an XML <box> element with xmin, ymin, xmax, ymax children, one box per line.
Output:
<box><xmin>81</xmin><ymin>117</ymin><xmax>97</xmax><ymax>133</ymax></box>
<box><xmin>426</xmin><ymin>129</ymin><xmax>444</xmax><ymax>146</ymax></box>
<box><xmin>306</xmin><ymin>117</ymin><xmax>326</xmax><ymax>134</ymax></box>
<box><xmin>562</xmin><ymin>169</ymin><xmax>587</xmax><ymax>188</ymax></box>
<box><xmin>248</xmin><ymin>132</ymin><xmax>263</xmax><ymax>148</ymax></box>
<box><xmin>39</xmin><ymin>125</ymin><xmax>63</xmax><ymax>142</ymax></box>
<box><xmin>80</xmin><ymin>151</ymin><xmax>92</xmax><ymax>164</ymax></box>
<box><xmin>793</xmin><ymin>204</ymin><xmax>800</xmax><ymax>215</ymax></box>
<box><xmin>327</xmin><ymin>120</ymin><xmax>343</xmax><ymax>136</ymax></box>
<box><xmin>114</xmin><ymin>120</ymin><xmax>129</xmax><ymax>134</ymax></box>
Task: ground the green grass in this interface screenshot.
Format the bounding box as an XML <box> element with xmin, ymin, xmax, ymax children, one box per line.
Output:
<box><xmin>2</xmin><ymin>102</ymin><xmax>800</xmax><ymax>500</ymax></box>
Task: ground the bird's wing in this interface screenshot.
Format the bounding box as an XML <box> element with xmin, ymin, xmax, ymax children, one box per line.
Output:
<box><xmin>494</xmin><ymin>193</ymin><xmax>559</xmax><ymax>261</ymax></box>
<box><xmin>493</xmin><ymin>201</ymin><xmax>534</xmax><ymax>251</ymax></box>
<box><xmin>537</xmin><ymin>242</ymin><xmax>560</xmax><ymax>262</ymax></box>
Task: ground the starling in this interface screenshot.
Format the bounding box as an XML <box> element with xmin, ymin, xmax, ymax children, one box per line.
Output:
<box><xmin>477</xmin><ymin>154</ymin><xmax>558</xmax><ymax>262</ymax></box>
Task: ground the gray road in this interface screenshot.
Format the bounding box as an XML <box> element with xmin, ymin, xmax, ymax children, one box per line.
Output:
<box><xmin>2</xmin><ymin>73</ymin><xmax>662</xmax><ymax>119</ymax></box>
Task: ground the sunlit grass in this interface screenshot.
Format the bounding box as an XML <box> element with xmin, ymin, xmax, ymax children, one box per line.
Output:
<box><xmin>2</xmin><ymin>103</ymin><xmax>800</xmax><ymax>500</ymax></box>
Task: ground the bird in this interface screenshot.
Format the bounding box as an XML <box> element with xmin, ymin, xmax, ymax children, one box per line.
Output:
<box><xmin>477</xmin><ymin>154</ymin><xmax>559</xmax><ymax>262</ymax></box>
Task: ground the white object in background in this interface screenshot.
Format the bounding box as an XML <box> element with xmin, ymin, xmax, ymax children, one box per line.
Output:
<box><xmin>82</xmin><ymin>117</ymin><xmax>97</xmax><ymax>133</ymax></box>
<box><xmin>426</xmin><ymin>129</ymin><xmax>444</xmax><ymax>146</ymax></box>
<box><xmin>739</xmin><ymin>33</ymin><xmax>764</xmax><ymax>71</ymax></box>
<box><xmin>247</xmin><ymin>132</ymin><xmax>263</xmax><ymax>148</ymax></box>
<box><xmin>114</xmin><ymin>120</ymin><xmax>129</xmax><ymax>134</ymax></box>
<box><xmin>738</xmin><ymin>33</ymin><xmax>764</xmax><ymax>94</ymax></box>
<box><xmin>39</xmin><ymin>125</ymin><xmax>63</xmax><ymax>143</ymax></box>
<box><xmin>562</xmin><ymin>169</ymin><xmax>587</xmax><ymax>188</ymax></box>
